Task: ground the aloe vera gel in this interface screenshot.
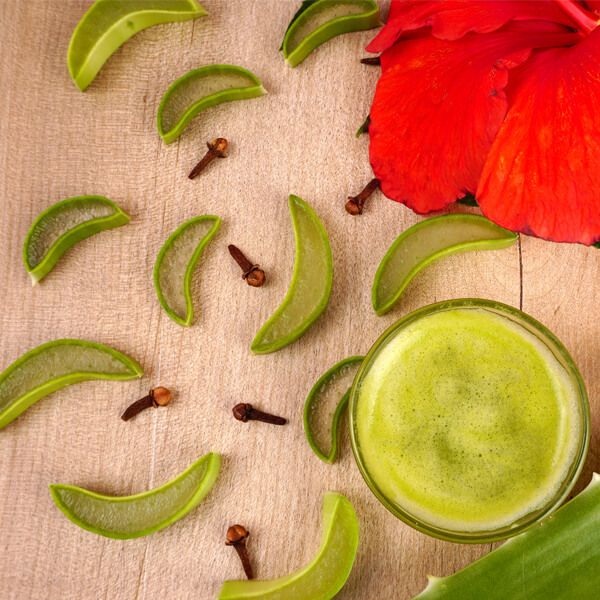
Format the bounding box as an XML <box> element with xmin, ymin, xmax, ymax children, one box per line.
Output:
<box><xmin>351</xmin><ymin>300</ymin><xmax>588</xmax><ymax>541</ymax></box>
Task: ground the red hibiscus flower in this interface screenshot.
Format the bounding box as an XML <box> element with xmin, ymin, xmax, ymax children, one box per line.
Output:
<box><xmin>367</xmin><ymin>0</ymin><xmax>600</xmax><ymax>244</ymax></box>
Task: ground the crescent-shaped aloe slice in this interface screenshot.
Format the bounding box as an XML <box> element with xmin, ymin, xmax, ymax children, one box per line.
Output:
<box><xmin>23</xmin><ymin>196</ymin><xmax>130</xmax><ymax>285</ymax></box>
<box><xmin>218</xmin><ymin>492</ymin><xmax>358</xmax><ymax>600</ymax></box>
<box><xmin>68</xmin><ymin>0</ymin><xmax>207</xmax><ymax>91</ymax></box>
<box><xmin>304</xmin><ymin>356</ymin><xmax>364</xmax><ymax>463</ymax></box>
<box><xmin>372</xmin><ymin>214</ymin><xmax>518</xmax><ymax>316</ymax></box>
<box><xmin>282</xmin><ymin>0</ymin><xmax>381</xmax><ymax>68</ymax></box>
<box><xmin>50</xmin><ymin>452</ymin><xmax>220</xmax><ymax>539</ymax></box>
<box><xmin>251</xmin><ymin>195</ymin><xmax>332</xmax><ymax>354</ymax></box>
<box><xmin>413</xmin><ymin>473</ymin><xmax>600</xmax><ymax>599</ymax></box>
<box><xmin>0</xmin><ymin>340</ymin><xmax>143</xmax><ymax>430</ymax></box>
<box><xmin>157</xmin><ymin>65</ymin><xmax>266</xmax><ymax>144</ymax></box>
<box><xmin>154</xmin><ymin>215</ymin><xmax>221</xmax><ymax>326</ymax></box>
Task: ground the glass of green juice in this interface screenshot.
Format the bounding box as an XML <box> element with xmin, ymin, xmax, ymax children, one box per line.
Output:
<box><xmin>349</xmin><ymin>299</ymin><xmax>590</xmax><ymax>543</ymax></box>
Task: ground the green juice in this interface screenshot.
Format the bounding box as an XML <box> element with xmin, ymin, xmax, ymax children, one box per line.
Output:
<box><xmin>354</xmin><ymin>307</ymin><xmax>584</xmax><ymax>533</ymax></box>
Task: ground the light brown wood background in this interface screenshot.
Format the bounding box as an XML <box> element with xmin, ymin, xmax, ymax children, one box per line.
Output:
<box><xmin>1</xmin><ymin>1</ymin><xmax>598</xmax><ymax>599</ymax></box>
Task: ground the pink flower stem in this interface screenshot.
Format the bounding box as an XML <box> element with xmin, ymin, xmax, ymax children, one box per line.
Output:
<box><xmin>555</xmin><ymin>0</ymin><xmax>598</xmax><ymax>35</ymax></box>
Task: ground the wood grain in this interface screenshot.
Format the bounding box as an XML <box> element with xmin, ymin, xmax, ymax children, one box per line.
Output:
<box><xmin>0</xmin><ymin>1</ymin><xmax>597</xmax><ymax>599</ymax></box>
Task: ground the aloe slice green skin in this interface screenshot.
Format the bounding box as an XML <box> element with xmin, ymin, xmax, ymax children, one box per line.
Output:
<box><xmin>0</xmin><ymin>340</ymin><xmax>143</xmax><ymax>431</ymax></box>
<box><xmin>282</xmin><ymin>0</ymin><xmax>381</xmax><ymax>68</ymax></box>
<box><xmin>50</xmin><ymin>453</ymin><xmax>220</xmax><ymax>539</ymax></box>
<box><xmin>23</xmin><ymin>196</ymin><xmax>130</xmax><ymax>285</ymax></box>
<box><xmin>154</xmin><ymin>215</ymin><xmax>221</xmax><ymax>327</ymax></box>
<box><xmin>157</xmin><ymin>65</ymin><xmax>266</xmax><ymax>144</ymax></box>
<box><xmin>218</xmin><ymin>492</ymin><xmax>358</xmax><ymax>600</ymax></box>
<box><xmin>68</xmin><ymin>0</ymin><xmax>207</xmax><ymax>92</ymax></box>
<box><xmin>413</xmin><ymin>473</ymin><xmax>600</xmax><ymax>600</ymax></box>
<box><xmin>251</xmin><ymin>195</ymin><xmax>332</xmax><ymax>354</ymax></box>
<box><xmin>372</xmin><ymin>214</ymin><xmax>518</xmax><ymax>316</ymax></box>
<box><xmin>304</xmin><ymin>356</ymin><xmax>364</xmax><ymax>463</ymax></box>
<box><xmin>279</xmin><ymin>0</ymin><xmax>319</xmax><ymax>50</ymax></box>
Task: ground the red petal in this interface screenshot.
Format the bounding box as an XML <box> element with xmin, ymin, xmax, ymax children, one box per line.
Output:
<box><xmin>369</xmin><ymin>23</ymin><xmax>578</xmax><ymax>213</ymax></box>
<box><xmin>477</xmin><ymin>28</ymin><xmax>600</xmax><ymax>244</ymax></box>
<box><xmin>583</xmin><ymin>0</ymin><xmax>600</xmax><ymax>13</ymax></box>
<box><xmin>367</xmin><ymin>0</ymin><xmax>578</xmax><ymax>53</ymax></box>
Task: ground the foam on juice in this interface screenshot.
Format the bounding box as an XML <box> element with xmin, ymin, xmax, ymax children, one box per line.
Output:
<box><xmin>355</xmin><ymin>308</ymin><xmax>582</xmax><ymax>532</ymax></box>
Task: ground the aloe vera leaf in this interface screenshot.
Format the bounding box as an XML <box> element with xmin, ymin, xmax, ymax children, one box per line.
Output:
<box><xmin>251</xmin><ymin>195</ymin><xmax>332</xmax><ymax>354</ymax></box>
<box><xmin>413</xmin><ymin>473</ymin><xmax>600</xmax><ymax>600</ymax></box>
<box><xmin>50</xmin><ymin>453</ymin><xmax>220</xmax><ymax>539</ymax></box>
<box><xmin>279</xmin><ymin>0</ymin><xmax>320</xmax><ymax>50</ymax></box>
<box><xmin>282</xmin><ymin>0</ymin><xmax>381</xmax><ymax>68</ymax></box>
<box><xmin>304</xmin><ymin>356</ymin><xmax>364</xmax><ymax>463</ymax></box>
<box><xmin>23</xmin><ymin>196</ymin><xmax>130</xmax><ymax>284</ymax></box>
<box><xmin>372</xmin><ymin>214</ymin><xmax>518</xmax><ymax>315</ymax></box>
<box><xmin>153</xmin><ymin>215</ymin><xmax>221</xmax><ymax>326</ymax></box>
<box><xmin>157</xmin><ymin>65</ymin><xmax>266</xmax><ymax>144</ymax></box>
<box><xmin>218</xmin><ymin>492</ymin><xmax>358</xmax><ymax>600</ymax></box>
<box><xmin>0</xmin><ymin>340</ymin><xmax>143</xmax><ymax>430</ymax></box>
<box><xmin>68</xmin><ymin>0</ymin><xmax>207</xmax><ymax>91</ymax></box>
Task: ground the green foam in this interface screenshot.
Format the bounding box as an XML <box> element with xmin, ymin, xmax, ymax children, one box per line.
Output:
<box><xmin>355</xmin><ymin>308</ymin><xmax>581</xmax><ymax>532</ymax></box>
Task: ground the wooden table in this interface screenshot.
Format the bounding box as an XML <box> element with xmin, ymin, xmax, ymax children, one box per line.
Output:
<box><xmin>1</xmin><ymin>1</ymin><xmax>598</xmax><ymax>598</ymax></box>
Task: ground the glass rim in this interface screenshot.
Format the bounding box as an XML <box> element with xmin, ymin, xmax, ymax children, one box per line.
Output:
<box><xmin>349</xmin><ymin>298</ymin><xmax>590</xmax><ymax>544</ymax></box>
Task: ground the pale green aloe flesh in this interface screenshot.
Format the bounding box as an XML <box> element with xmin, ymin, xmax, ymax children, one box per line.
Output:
<box><xmin>0</xmin><ymin>340</ymin><xmax>143</xmax><ymax>430</ymax></box>
<box><xmin>373</xmin><ymin>214</ymin><xmax>518</xmax><ymax>315</ymax></box>
<box><xmin>251</xmin><ymin>195</ymin><xmax>332</xmax><ymax>354</ymax></box>
<box><xmin>282</xmin><ymin>0</ymin><xmax>381</xmax><ymax>67</ymax></box>
<box><xmin>23</xmin><ymin>196</ymin><xmax>130</xmax><ymax>284</ymax></box>
<box><xmin>218</xmin><ymin>492</ymin><xmax>358</xmax><ymax>600</ymax></box>
<box><xmin>154</xmin><ymin>216</ymin><xmax>221</xmax><ymax>326</ymax></box>
<box><xmin>50</xmin><ymin>453</ymin><xmax>220</xmax><ymax>539</ymax></box>
<box><xmin>157</xmin><ymin>65</ymin><xmax>266</xmax><ymax>143</ymax></box>
<box><xmin>414</xmin><ymin>473</ymin><xmax>600</xmax><ymax>600</ymax></box>
<box><xmin>304</xmin><ymin>356</ymin><xmax>364</xmax><ymax>463</ymax></box>
<box><xmin>68</xmin><ymin>0</ymin><xmax>207</xmax><ymax>91</ymax></box>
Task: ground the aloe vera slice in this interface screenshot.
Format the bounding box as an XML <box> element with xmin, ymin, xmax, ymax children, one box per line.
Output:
<box><xmin>23</xmin><ymin>196</ymin><xmax>129</xmax><ymax>285</ymax></box>
<box><xmin>413</xmin><ymin>473</ymin><xmax>600</xmax><ymax>599</ymax></box>
<box><xmin>157</xmin><ymin>65</ymin><xmax>266</xmax><ymax>144</ymax></box>
<box><xmin>304</xmin><ymin>356</ymin><xmax>364</xmax><ymax>463</ymax></box>
<box><xmin>154</xmin><ymin>215</ymin><xmax>220</xmax><ymax>326</ymax></box>
<box><xmin>50</xmin><ymin>452</ymin><xmax>220</xmax><ymax>539</ymax></box>
<box><xmin>251</xmin><ymin>195</ymin><xmax>332</xmax><ymax>354</ymax></box>
<box><xmin>218</xmin><ymin>492</ymin><xmax>358</xmax><ymax>600</ymax></box>
<box><xmin>68</xmin><ymin>0</ymin><xmax>207</xmax><ymax>92</ymax></box>
<box><xmin>0</xmin><ymin>340</ymin><xmax>143</xmax><ymax>430</ymax></box>
<box><xmin>372</xmin><ymin>214</ymin><xmax>518</xmax><ymax>316</ymax></box>
<box><xmin>282</xmin><ymin>0</ymin><xmax>381</xmax><ymax>68</ymax></box>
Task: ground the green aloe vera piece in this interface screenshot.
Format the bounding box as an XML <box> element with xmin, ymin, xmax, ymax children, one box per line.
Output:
<box><xmin>157</xmin><ymin>65</ymin><xmax>266</xmax><ymax>144</ymax></box>
<box><xmin>218</xmin><ymin>492</ymin><xmax>358</xmax><ymax>600</ymax></box>
<box><xmin>154</xmin><ymin>215</ymin><xmax>221</xmax><ymax>326</ymax></box>
<box><xmin>282</xmin><ymin>0</ymin><xmax>381</xmax><ymax>68</ymax></box>
<box><xmin>23</xmin><ymin>196</ymin><xmax>130</xmax><ymax>285</ymax></box>
<box><xmin>68</xmin><ymin>0</ymin><xmax>207</xmax><ymax>92</ymax></box>
<box><xmin>304</xmin><ymin>356</ymin><xmax>364</xmax><ymax>463</ymax></box>
<box><xmin>251</xmin><ymin>195</ymin><xmax>332</xmax><ymax>354</ymax></box>
<box><xmin>0</xmin><ymin>340</ymin><xmax>143</xmax><ymax>430</ymax></box>
<box><xmin>413</xmin><ymin>473</ymin><xmax>600</xmax><ymax>599</ymax></box>
<box><xmin>50</xmin><ymin>453</ymin><xmax>220</xmax><ymax>539</ymax></box>
<box><xmin>279</xmin><ymin>0</ymin><xmax>319</xmax><ymax>50</ymax></box>
<box><xmin>373</xmin><ymin>214</ymin><xmax>518</xmax><ymax>316</ymax></box>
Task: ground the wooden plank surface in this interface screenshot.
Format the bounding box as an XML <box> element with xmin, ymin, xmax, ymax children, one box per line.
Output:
<box><xmin>0</xmin><ymin>1</ymin><xmax>598</xmax><ymax>598</ymax></box>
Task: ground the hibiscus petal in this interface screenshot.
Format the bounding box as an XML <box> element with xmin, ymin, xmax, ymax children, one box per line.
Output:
<box><xmin>369</xmin><ymin>24</ymin><xmax>578</xmax><ymax>213</ymax></box>
<box><xmin>367</xmin><ymin>0</ymin><xmax>578</xmax><ymax>53</ymax></box>
<box><xmin>583</xmin><ymin>0</ymin><xmax>600</xmax><ymax>14</ymax></box>
<box><xmin>477</xmin><ymin>28</ymin><xmax>600</xmax><ymax>244</ymax></box>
